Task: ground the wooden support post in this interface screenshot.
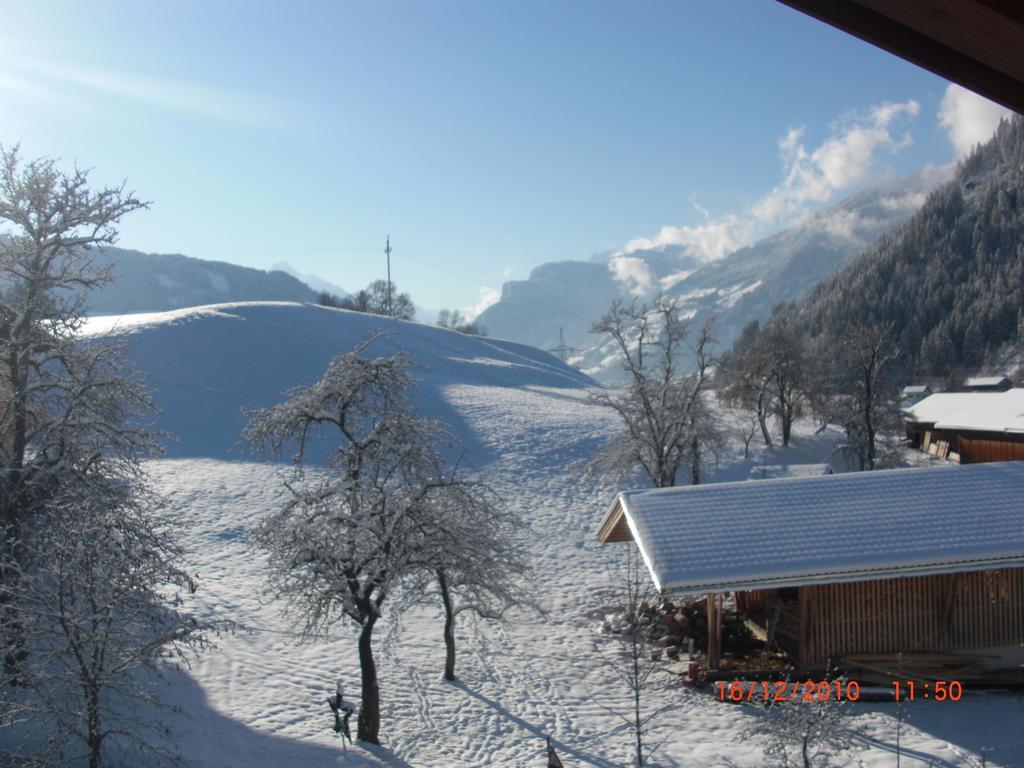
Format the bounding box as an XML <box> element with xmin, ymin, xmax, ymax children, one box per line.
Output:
<box><xmin>707</xmin><ymin>592</ymin><xmax>721</xmax><ymax>669</ymax></box>
<box><xmin>799</xmin><ymin>586</ymin><xmax>810</xmax><ymax>667</ymax></box>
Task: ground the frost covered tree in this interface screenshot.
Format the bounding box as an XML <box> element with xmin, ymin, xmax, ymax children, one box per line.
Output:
<box><xmin>246</xmin><ymin>336</ymin><xmax>525</xmax><ymax>740</ymax></box>
<box><xmin>341</xmin><ymin>280</ymin><xmax>415</xmax><ymax>320</ymax></box>
<box><xmin>0</xmin><ymin>145</ymin><xmax>218</xmax><ymax>765</ymax></box>
<box><xmin>590</xmin><ymin>295</ymin><xmax>718</xmax><ymax>487</ymax></box>
<box><xmin>593</xmin><ymin>547</ymin><xmax>673</xmax><ymax>767</ymax></box>
<box><xmin>0</xmin><ymin>144</ymin><xmax>148</xmax><ymax>670</ymax></box>
<box><xmin>1</xmin><ymin>478</ymin><xmax>220</xmax><ymax>768</ymax></box>
<box><xmin>760</xmin><ymin>309</ymin><xmax>809</xmax><ymax>449</ymax></box>
<box><xmin>718</xmin><ymin>320</ymin><xmax>775</xmax><ymax>448</ymax></box>
<box><xmin>831</xmin><ymin>322</ymin><xmax>902</xmax><ymax>471</ymax></box>
<box><xmin>741</xmin><ymin>693</ymin><xmax>859</xmax><ymax>768</ymax></box>
<box><xmin>415</xmin><ymin>479</ymin><xmax>536</xmax><ymax>681</ymax></box>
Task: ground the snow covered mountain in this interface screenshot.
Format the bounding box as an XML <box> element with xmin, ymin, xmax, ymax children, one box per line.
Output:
<box><xmin>478</xmin><ymin>170</ymin><xmax>949</xmax><ymax>379</ymax></box>
<box><xmin>82</xmin><ymin>247</ymin><xmax>322</xmax><ymax>315</ymax></box>
<box><xmin>270</xmin><ymin>261</ymin><xmax>351</xmax><ymax>300</ymax></box>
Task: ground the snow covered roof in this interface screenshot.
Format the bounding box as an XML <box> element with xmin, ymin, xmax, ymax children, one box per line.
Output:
<box><xmin>747</xmin><ymin>463</ymin><xmax>833</xmax><ymax>480</ymax></box>
<box><xmin>597</xmin><ymin>462</ymin><xmax>1024</xmax><ymax>594</ymax></box>
<box><xmin>905</xmin><ymin>389</ymin><xmax>1024</xmax><ymax>434</ymax></box>
<box><xmin>900</xmin><ymin>385</ymin><xmax>931</xmax><ymax>397</ymax></box>
<box><xmin>965</xmin><ymin>376</ymin><xmax>1012</xmax><ymax>389</ymax></box>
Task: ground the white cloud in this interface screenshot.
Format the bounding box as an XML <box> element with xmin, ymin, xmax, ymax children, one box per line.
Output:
<box><xmin>465</xmin><ymin>285</ymin><xmax>501</xmax><ymax>320</ymax></box>
<box><xmin>608</xmin><ymin>255</ymin><xmax>654</xmax><ymax>295</ymax></box>
<box><xmin>0</xmin><ymin>59</ymin><xmax>278</xmax><ymax>127</ymax></box>
<box><xmin>938</xmin><ymin>83</ymin><xmax>1012</xmax><ymax>157</ymax></box>
<box><xmin>753</xmin><ymin>99</ymin><xmax>918</xmax><ymax>222</ymax></box>
<box><xmin>614</xmin><ymin>98</ymin><xmax>922</xmax><ymax>276</ymax></box>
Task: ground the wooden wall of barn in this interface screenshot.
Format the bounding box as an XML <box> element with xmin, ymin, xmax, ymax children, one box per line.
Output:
<box><xmin>906</xmin><ymin>426</ymin><xmax>1024</xmax><ymax>464</ymax></box>
<box><xmin>797</xmin><ymin>568</ymin><xmax>1024</xmax><ymax>666</ymax></box>
<box><xmin>959</xmin><ymin>433</ymin><xmax>1024</xmax><ymax>463</ymax></box>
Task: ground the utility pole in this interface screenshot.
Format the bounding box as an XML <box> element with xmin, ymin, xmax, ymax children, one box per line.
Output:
<box><xmin>549</xmin><ymin>327</ymin><xmax>578</xmax><ymax>365</ymax></box>
<box><xmin>385</xmin><ymin>235</ymin><xmax>393</xmax><ymax>318</ymax></box>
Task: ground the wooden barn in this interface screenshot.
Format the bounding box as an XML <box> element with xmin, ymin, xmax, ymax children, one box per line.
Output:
<box><xmin>597</xmin><ymin>462</ymin><xmax>1024</xmax><ymax>672</ymax></box>
<box><xmin>904</xmin><ymin>389</ymin><xmax>1024</xmax><ymax>463</ymax></box>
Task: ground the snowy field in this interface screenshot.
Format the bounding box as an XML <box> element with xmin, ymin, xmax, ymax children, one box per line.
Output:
<box><xmin>87</xmin><ymin>303</ymin><xmax>1024</xmax><ymax>767</ymax></box>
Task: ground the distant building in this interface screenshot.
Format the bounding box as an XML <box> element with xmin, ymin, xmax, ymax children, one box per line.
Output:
<box><xmin>963</xmin><ymin>376</ymin><xmax>1013</xmax><ymax>392</ymax></box>
<box><xmin>904</xmin><ymin>389</ymin><xmax>1024</xmax><ymax>463</ymax></box>
<box><xmin>747</xmin><ymin>463</ymin><xmax>833</xmax><ymax>481</ymax></box>
<box><xmin>899</xmin><ymin>384</ymin><xmax>932</xmax><ymax>407</ymax></box>
<box><xmin>598</xmin><ymin>463</ymin><xmax>1024</xmax><ymax>671</ymax></box>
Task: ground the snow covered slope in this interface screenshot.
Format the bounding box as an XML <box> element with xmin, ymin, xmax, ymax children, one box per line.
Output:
<box><xmin>84</xmin><ymin>301</ymin><xmax>593</xmax><ymax>459</ymax></box>
<box><xmin>80</xmin><ymin>302</ymin><xmax>1022</xmax><ymax>767</ymax></box>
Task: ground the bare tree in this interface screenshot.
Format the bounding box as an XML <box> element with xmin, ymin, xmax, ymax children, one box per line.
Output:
<box><xmin>340</xmin><ymin>280</ymin><xmax>415</xmax><ymax>320</ymax></box>
<box><xmin>817</xmin><ymin>322</ymin><xmax>902</xmax><ymax>470</ymax></box>
<box><xmin>740</xmin><ymin>692</ymin><xmax>859</xmax><ymax>767</ymax></box>
<box><xmin>592</xmin><ymin>547</ymin><xmax>672</xmax><ymax>767</ymax></box>
<box><xmin>417</xmin><ymin>480</ymin><xmax>538</xmax><ymax>681</ymax></box>
<box><xmin>0</xmin><ymin>145</ymin><xmax>148</xmax><ymax>675</ymax></box>
<box><xmin>1</xmin><ymin>478</ymin><xmax>221</xmax><ymax>768</ymax></box>
<box><xmin>590</xmin><ymin>296</ymin><xmax>717</xmax><ymax>488</ymax></box>
<box><xmin>718</xmin><ymin>320</ymin><xmax>774</xmax><ymax>448</ymax></box>
<box><xmin>760</xmin><ymin>311</ymin><xmax>809</xmax><ymax>449</ymax></box>
<box><xmin>245</xmin><ymin>336</ymin><xmax>504</xmax><ymax>742</ymax></box>
<box><xmin>436</xmin><ymin>309</ymin><xmax>484</xmax><ymax>336</ymax></box>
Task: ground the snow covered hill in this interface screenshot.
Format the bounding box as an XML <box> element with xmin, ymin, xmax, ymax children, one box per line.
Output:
<box><xmin>84</xmin><ymin>301</ymin><xmax>593</xmax><ymax>459</ymax></box>
<box><xmin>78</xmin><ymin>302</ymin><xmax>1021</xmax><ymax>767</ymax></box>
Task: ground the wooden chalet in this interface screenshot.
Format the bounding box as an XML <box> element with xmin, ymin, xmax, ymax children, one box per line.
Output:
<box><xmin>904</xmin><ymin>389</ymin><xmax>1024</xmax><ymax>464</ymax></box>
<box><xmin>597</xmin><ymin>462</ymin><xmax>1024</xmax><ymax>671</ymax></box>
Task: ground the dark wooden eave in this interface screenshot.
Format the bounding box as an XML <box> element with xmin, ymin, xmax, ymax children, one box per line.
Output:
<box><xmin>777</xmin><ymin>0</ymin><xmax>1024</xmax><ymax>114</ymax></box>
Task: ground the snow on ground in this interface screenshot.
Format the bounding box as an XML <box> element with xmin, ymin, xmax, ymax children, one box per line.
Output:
<box><xmin>87</xmin><ymin>303</ymin><xmax>1024</xmax><ymax>767</ymax></box>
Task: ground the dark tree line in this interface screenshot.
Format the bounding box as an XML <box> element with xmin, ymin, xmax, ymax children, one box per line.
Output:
<box><xmin>319</xmin><ymin>279</ymin><xmax>416</xmax><ymax>321</ymax></box>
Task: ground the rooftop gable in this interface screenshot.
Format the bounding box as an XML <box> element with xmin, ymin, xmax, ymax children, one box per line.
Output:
<box><xmin>598</xmin><ymin>462</ymin><xmax>1024</xmax><ymax>594</ymax></box>
<box><xmin>906</xmin><ymin>389</ymin><xmax>1024</xmax><ymax>434</ymax></box>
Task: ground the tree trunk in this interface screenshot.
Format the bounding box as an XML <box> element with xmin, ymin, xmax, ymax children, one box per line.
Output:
<box><xmin>357</xmin><ymin>615</ymin><xmax>381</xmax><ymax>744</ymax></box>
<box><xmin>87</xmin><ymin>686</ymin><xmax>102</xmax><ymax>768</ymax></box>
<box><xmin>1</xmin><ymin>518</ymin><xmax>27</xmax><ymax>682</ymax></box>
<box><xmin>781</xmin><ymin>406</ymin><xmax>792</xmax><ymax>448</ymax></box>
<box><xmin>690</xmin><ymin>434</ymin><xmax>701</xmax><ymax>485</ymax></box>
<box><xmin>437</xmin><ymin>569</ymin><xmax>456</xmax><ymax>681</ymax></box>
<box><xmin>757</xmin><ymin>391</ymin><xmax>773</xmax><ymax>447</ymax></box>
<box><xmin>864</xmin><ymin>369</ymin><xmax>876</xmax><ymax>471</ymax></box>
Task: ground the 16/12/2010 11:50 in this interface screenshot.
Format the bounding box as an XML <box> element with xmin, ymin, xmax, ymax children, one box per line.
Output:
<box><xmin>716</xmin><ymin>679</ymin><xmax>965</xmax><ymax>702</ymax></box>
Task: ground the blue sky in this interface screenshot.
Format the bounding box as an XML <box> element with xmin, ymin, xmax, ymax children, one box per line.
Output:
<box><xmin>0</xmin><ymin>1</ymin><xmax>1012</xmax><ymax>315</ymax></box>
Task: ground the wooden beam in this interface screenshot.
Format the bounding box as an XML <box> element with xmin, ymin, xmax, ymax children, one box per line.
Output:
<box><xmin>707</xmin><ymin>592</ymin><xmax>722</xmax><ymax>669</ymax></box>
<box><xmin>776</xmin><ymin>0</ymin><xmax>1024</xmax><ymax>114</ymax></box>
